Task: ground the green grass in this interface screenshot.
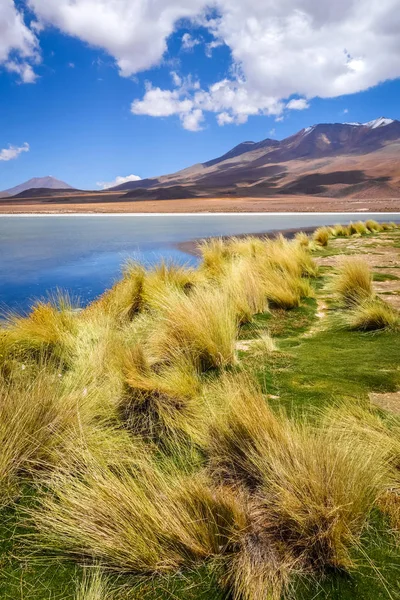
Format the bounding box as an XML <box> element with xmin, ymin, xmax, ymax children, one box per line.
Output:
<box><xmin>373</xmin><ymin>272</ymin><xmax>400</xmax><ymax>282</ymax></box>
<box><xmin>253</xmin><ymin>329</ymin><xmax>400</xmax><ymax>415</ymax></box>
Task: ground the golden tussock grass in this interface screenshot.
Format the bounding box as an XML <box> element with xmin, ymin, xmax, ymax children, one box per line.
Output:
<box><xmin>4</xmin><ymin>294</ymin><xmax>77</xmax><ymax>364</ymax></box>
<box><xmin>120</xmin><ymin>344</ymin><xmax>202</xmax><ymax>444</ymax></box>
<box><xmin>149</xmin><ymin>286</ymin><xmax>239</xmax><ymax>371</ymax></box>
<box><xmin>344</xmin><ymin>298</ymin><xmax>399</xmax><ymax>331</ymax></box>
<box><xmin>313</xmin><ymin>227</ymin><xmax>331</xmax><ymax>246</ymax></box>
<box><xmin>204</xmin><ymin>374</ymin><xmax>393</xmax><ymax>597</ymax></box>
<box><xmin>222</xmin><ymin>258</ymin><xmax>269</xmax><ymax>324</ymax></box>
<box><xmin>331</xmin><ymin>257</ymin><xmax>373</xmax><ymax>306</ymax></box>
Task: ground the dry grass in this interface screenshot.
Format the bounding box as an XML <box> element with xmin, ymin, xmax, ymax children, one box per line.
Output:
<box><xmin>204</xmin><ymin>374</ymin><xmax>393</xmax><ymax>597</ymax></box>
<box><xmin>89</xmin><ymin>262</ymin><xmax>145</xmax><ymax>322</ymax></box>
<box><xmin>4</xmin><ymin>294</ymin><xmax>77</xmax><ymax>363</ymax></box>
<box><xmin>365</xmin><ymin>220</ymin><xmax>382</xmax><ymax>233</ymax></box>
<box><xmin>222</xmin><ymin>258</ymin><xmax>269</xmax><ymax>324</ymax></box>
<box><xmin>120</xmin><ymin>344</ymin><xmax>202</xmax><ymax>444</ymax></box>
<box><xmin>331</xmin><ymin>257</ymin><xmax>373</xmax><ymax>306</ymax></box>
<box><xmin>313</xmin><ymin>227</ymin><xmax>331</xmax><ymax>246</ymax></box>
<box><xmin>344</xmin><ymin>298</ymin><xmax>399</xmax><ymax>331</ymax></box>
<box><xmin>75</xmin><ymin>569</ymin><xmax>112</xmax><ymax>600</ymax></box>
<box><xmin>150</xmin><ymin>286</ymin><xmax>239</xmax><ymax>371</ymax></box>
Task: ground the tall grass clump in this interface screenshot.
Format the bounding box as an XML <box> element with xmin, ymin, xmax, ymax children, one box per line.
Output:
<box><xmin>142</xmin><ymin>260</ymin><xmax>201</xmax><ymax>309</ymax></box>
<box><xmin>151</xmin><ymin>286</ymin><xmax>238</xmax><ymax>371</ymax></box>
<box><xmin>353</xmin><ymin>221</ymin><xmax>368</xmax><ymax>235</ymax></box>
<box><xmin>4</xmin><ymin>294</ymin><xmax>77</xmax><ymax>364</ymax></box>
<box><xmin>365</xmin><ymin>219</ymin><xmax>382</xmax><ymax>233</ymax></box>
<box><xmin>205</xmin><ymin>374</ymin><xmax>392</xmax><ymax>594</ymax></box>
<box><xmin>222</xmin><ymin>258</ymin><xmax>269</xmax><ymax>324</ymax></box>
<box><xmin>89</xmin><ymin>262</ymin><xmax>145</xmax><ymax>322</ymax></box>
<box><xmin>332</xmin><ymin>223</ymin><xmax>351</xmax><ymax>237</ymax></box>
<box><xmin>120</xmin><ymin>344</ymin><xmax>201</xmax><ymax>444</ymax></box>
<box><xmin>0</xmin><ymin>374</ymin><xmax>83</xmax><ymax>508</ymax></box>
<box><xmin>294</xmin><ymin>231</ymin><xmax>310</xmax><ymax>248</ymax></box>
<box><xmin>331</xmin><ymin>257</ymin><xmax>373</xmax><ymax>306</ymax></box>
<box><xmin>344</xmin><ymin>298</ymin><xmax>399</xmax><ymax>331</ymax></box>
<box><xmin>199</xmin><ymin>238</ymin><xmax>232</xmax><ymax>277</ymax></box>
<box><xmin>30</xmin><ymin>450</ymin><xmax>245</xmax><ymax>576</ymax></box>
<box><xmin>313</xmin><ymin>226</ymin><xmax>331</xmax><ymax>247</ymax></box>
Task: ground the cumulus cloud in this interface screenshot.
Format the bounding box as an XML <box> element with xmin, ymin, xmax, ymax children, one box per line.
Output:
<box><xmin>286</xmin><ymin>98</ymin><xmax>310</xmax><ymax>110</ymax></box>
<box><xmin>0</xmin><ymin>142</ymin><xmax>30</xmax><ymax>161</ymax></box>
<box><xmin>97</xmin><ymin>174</ymin><xmax>142</xmax><ymax>190</ymax></box>
<box><xmin>28</xmin><ymin>0</ymin><xmax>206</xmax><ymax>76</ymax></box>
<box><xmin>0</xmin><ymin>0</ymin><xmax>39</xmax><ymax>82</ymax></box>
<box><xmin>9</xmin><ymin>0</ymin><xmax>400</xmax><ymax>124</ymax></box>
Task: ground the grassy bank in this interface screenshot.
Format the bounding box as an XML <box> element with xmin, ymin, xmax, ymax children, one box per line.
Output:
<box><xmin>0</xmin><ymin>220</ymin><xmax>400</xmax><ymax>600</ymax></box>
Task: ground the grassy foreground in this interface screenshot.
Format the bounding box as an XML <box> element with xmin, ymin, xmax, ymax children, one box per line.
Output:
<box><xmin>0</xmin><ymin>220</ymin><xmax>400</xmax><ymax>600</ymax></box>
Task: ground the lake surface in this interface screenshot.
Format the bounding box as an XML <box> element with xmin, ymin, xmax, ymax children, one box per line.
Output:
<box><xmin>1</xmin><ymin>213</ymin><xmax>399</xmax><ymax>312</ymax></box>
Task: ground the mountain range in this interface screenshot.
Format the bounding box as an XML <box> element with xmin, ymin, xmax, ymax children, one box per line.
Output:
<box><xmin>2</xmin><ymin>117</ymin><xmax>400</xmax><ymax>203</ymax></box>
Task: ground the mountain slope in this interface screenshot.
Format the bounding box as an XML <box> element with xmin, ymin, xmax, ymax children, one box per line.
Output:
<box><xmin>3</xmin><ymin>177</ymin><xmax>74</xmax><ymax>197</ymax></box>
<box><xmin>113</xmin><ymin>117</ymin><xmax>400</xmax><ymax>200</ymax></box>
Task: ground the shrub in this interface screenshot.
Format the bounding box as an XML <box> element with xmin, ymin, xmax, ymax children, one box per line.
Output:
<box><xmin>313</xmin><ymin>227</ymin><xmax>331</xmax><ymax>246</ymax></box>
<box><xmin>331</xmin><ymin>257</ymin><xmax>373</xmax><ymax>306</ymax></box>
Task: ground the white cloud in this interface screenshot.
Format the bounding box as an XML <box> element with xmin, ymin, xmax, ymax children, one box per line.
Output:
<box><xmin>343</xmin><ymin>108</ymin><xmax>349</xmax><ymax>114</ymax></box>
<box><xmin>0</xmin><ymin>142</ymin><xmax>30</xmax><ymax>161</ymax></box>
<box><xmin>269</xmin><ymin>128</ymin><xmax>276</xmax><ymax>136</ymax></box>
<box><xmin>180</xmin><ymin>108</ymin><xmax>204</xmax><ymax>131</ymax></box>
<box><xmin>12</xmin><ymin>0</ymin><xmax>400</xmax><ymax>125</ymax></box>
<box><xmin>181</xmin><ymin>32</ymin><xmax>200</xmax><ymax>51</ymax></box>
<box><xmin>286</xmin><ymin>98</ymin><xmax>310</xmax><ymax>110</ymax></box>
<box><xmin>97</xmin><ymin>174</ymin><xmax>142</xmax><ymax>190</ymax></box>
<box><xmin>205</xmin><ymin>39</ymin><xmax>223</xmax><ymax>58</ymax></box>
<box><xmin>5</xmin><ymin>60</ymin><xmax>37</xmax><ymax>83</ymax></box>
<box><xmin>28</xmin><ymin>0</ymin><xmax>206</xmax><ymax>76</ymax></box>
<box><xmin>0</xmin><ymin>0</ymin><xmax>39</xmax><ymax>82</ymax></box>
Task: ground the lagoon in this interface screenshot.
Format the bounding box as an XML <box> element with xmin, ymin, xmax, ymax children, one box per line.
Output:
<box><xmin>1</xmin><ymin>213</ymin><xmax>399</xmax><ymax>311</ymax></box>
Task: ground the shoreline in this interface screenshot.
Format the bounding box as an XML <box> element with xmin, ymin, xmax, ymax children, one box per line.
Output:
<box><xmin>176</xmin><ymin>226</ymin><xmax>322</xmax><ymax>256</ymax></box>
<box><xmin>0</xmin><ymin>194</ymin><xmax>400</xmax><ymax>214</ymax></box>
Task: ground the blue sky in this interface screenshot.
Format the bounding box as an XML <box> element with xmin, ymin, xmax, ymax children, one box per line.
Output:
<box><xmin>1</xmin><ymin>0</ymin><xmax>400</xmax><ymax>191</ymax></box>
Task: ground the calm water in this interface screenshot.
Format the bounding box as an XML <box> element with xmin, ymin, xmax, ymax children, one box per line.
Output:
<box><xmin>1</xmin><ymin>213</ymin><xmax>399</xmax><ymax>312</ymax></box>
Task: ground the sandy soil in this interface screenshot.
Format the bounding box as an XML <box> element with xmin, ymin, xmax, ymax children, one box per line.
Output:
<box><xmin>1</xmin><ymin>194</ymin><xmax>400</xmax><ymax>214</ymax></box>
<box><xmin>317</xmin><ymin>232</ymin><xmax>400</xmax><ymax>309</ymax></box>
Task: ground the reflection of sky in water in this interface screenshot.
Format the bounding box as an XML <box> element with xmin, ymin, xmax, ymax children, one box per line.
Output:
<box><xmin>1</xmin><ymin>214</ymin><xmax>399</xmax><ymax>312</ymax></box>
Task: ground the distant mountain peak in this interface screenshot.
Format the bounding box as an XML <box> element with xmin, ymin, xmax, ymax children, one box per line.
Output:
<box><xmin>3</xmin><ymin>176</ymin><xmax>74</xmax><ymax>197</ymax></box>
<box><xmin>364</xmin><ymin>117</ymin><xmax>394</xmax><ymax>129</ymax></box>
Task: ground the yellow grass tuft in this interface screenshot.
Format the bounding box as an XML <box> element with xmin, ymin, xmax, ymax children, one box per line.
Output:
<box><xmin>331</xmin><ymin>257</ymin><xmax>373</xmax><ymax>306</ymax></box>
<box><xmin>313</xmin><ymin>226</ymin><xmax>331</xmax><ymax>246</ymax></box>
<box><xmin>345</xmin><ymin>298</ymin><xmax>399</xmax><ymax>331</ymax></box>
<box><xmin>150</xmin><ymin>286</ymin><xmax>239</xmax><ymax>370</ymax></box>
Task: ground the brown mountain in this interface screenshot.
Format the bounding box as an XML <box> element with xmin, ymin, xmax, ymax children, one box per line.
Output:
<box><xmin>2</xmin><ymin>176</ymin><xmax>74</xmax><ymax>198</ymax></box>
<box><xmin>114</xmin><ymin>117</ymin><xmax>400</xmax><ymax>200</ymax></box>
